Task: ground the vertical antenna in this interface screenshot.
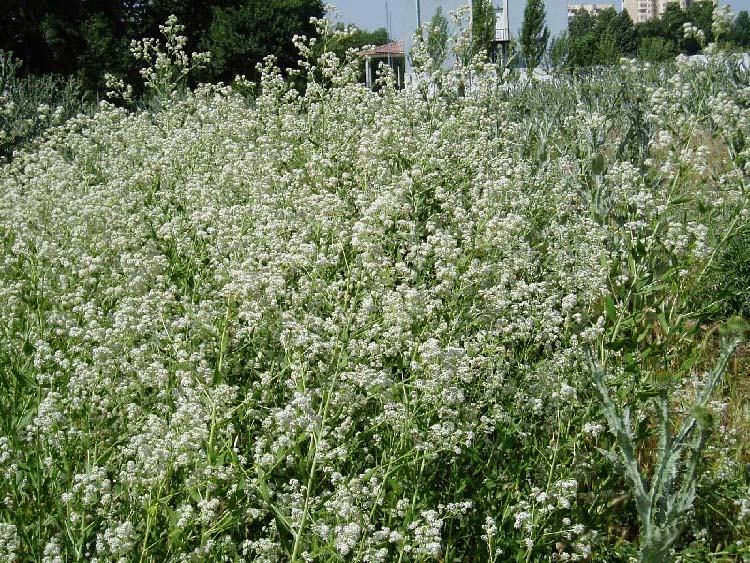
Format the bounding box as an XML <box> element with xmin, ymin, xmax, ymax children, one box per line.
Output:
<box><xmin>386</xmin><ymin>2</ymin><xmax>392</xmax><ymax>69</ymax></box>
<box><xmin>386</xmin><ymin>1</ymin><xmax>391</xmax><ymax>38</ymax></box>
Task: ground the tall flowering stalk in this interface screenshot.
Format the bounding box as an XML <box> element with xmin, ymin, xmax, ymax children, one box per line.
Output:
<box><xmin>105</xmin><ymin>15</ymin><xmax>210</xmax><ymax>107</ymax></box>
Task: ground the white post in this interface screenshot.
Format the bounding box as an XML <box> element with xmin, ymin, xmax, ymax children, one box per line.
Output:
<box><xmin>365</xmin><ymin>57</ymin><xmax>372</xmax><ymax>88</ymax></box>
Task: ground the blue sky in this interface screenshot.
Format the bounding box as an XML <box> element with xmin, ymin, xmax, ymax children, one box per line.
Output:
<box><xmin>329</xmin><ymin>0</ymin><xmax>750</xmax><ymax>38</ymax></box>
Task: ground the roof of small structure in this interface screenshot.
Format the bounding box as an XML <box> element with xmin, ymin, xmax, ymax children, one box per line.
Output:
<box><xmin>361</xmin><ymin>41</ymin><xmax>405</xmax><ymax>58</ymax></box>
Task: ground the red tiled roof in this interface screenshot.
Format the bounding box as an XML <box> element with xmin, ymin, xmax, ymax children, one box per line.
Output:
<box><xmin>361</xmin><ymin>41</ymin><xmax>405</xmax><ymax>57</ymax></box>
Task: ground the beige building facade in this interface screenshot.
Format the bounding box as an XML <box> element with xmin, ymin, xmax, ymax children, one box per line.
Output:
<box><xmin>622</xmin><ymin>0</ymin><xmax>693</xmax><ymax>23</ymax></box>
<box><xmin>567</xmin><ymin>3</ymin><xmax>616</xmax><ymax>19</ymax></box>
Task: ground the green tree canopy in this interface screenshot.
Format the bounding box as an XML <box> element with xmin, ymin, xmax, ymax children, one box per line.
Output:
<box><xmin>568</xmin><ymin>8</ymin><xmax>635</xmax><ymax>67</ymax></box>
<box><xmin>0</xmin><ymin>0</ymin><xmax>325</xmax><ymax>91</ymax></box>
<box><xmin>569</xmin><ymin>31</ymin><xmax>597</xmax><ymax>67</ymax></box>
<box><xmin>0</xmin><ymin>0</ymin><xmax>130</xmax><ymax>88</ymax></box>
<box><xmin>547</xmin><ymin>31</ymin><xmax>570</xmax><ymax>69</ymax></box>
<box><xmin>427</xmin><ymin>7</ymin><xmax>450</xmax><ymax>68</ymax></box>
<box><xmin>568</xmin><ymin>9</ymin><xmax>595</xmax><ymax>67</ymax></box>
<box><xmin>520</xmin><ymin>0</ymin><xmax>550</xmax><ymax>71</ymax></box>
<box><xmin>568</xmin><ymin>8</ymin><xmax>595</xmax><ymax>42</ymax></box>
<box><xmin>731</xmin><ymin>10</ymin><xmax>750</xmax><ymax>48</ymax></box>
<box><xmin>613</xmin><ymin>9</ymin><xmax>639</xmax><ymax>57</ymax></box>
<box><xmin>201</xmin><ymin>0</ymin><xmax>323</xmax><ymax>83</ymax></box>
<box><xmin>594</xmin><ymin>8</ymin><xmax>625</xmax><ymax>64</ymax></box>
<box><xmin>685</xmin><ymin>0</ymin><xmax>715</xmax><ymax>43</ymax></box>
<box><xmin>638</xmin><ymin>36</ymin><xmax>675</xmax><ymax>61</ymax></box>
<box><xmin>471</xmin><ymin>0</ymin><xmax>497</xmax><ymax>60</ymax></box>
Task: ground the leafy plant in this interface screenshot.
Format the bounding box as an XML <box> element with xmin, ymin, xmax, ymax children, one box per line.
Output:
<box><xmin>698</xmin><ymin>220</ymin><xmax>750</xmax><ymax>319</ymax></box>
<box><xmin>1</xmin><ymin>15</ymin><xmax>750</xmax><ymax>563</ymax></box>
<box><xmin>638</xmin><ymin>36</ymin><xmax>676</xmax><ymax>62</ymax></box>
<box><xmin>1</xmin><ymin>50</ymin><xmax>88</xmax><ymax>161</ymax></box>
<box><xmin>590</xmin><ymin>336</ymin><xmax>743</xmax><ymax>563</ymax></box>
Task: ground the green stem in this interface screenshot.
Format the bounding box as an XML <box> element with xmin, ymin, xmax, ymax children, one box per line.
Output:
<box><xmin>290</xmin><ymin>367</ymin><xmax>339</xmax><ymax>562</ymax></box>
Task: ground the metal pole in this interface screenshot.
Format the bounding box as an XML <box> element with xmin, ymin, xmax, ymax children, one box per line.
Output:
<box><xmin>416</xmin><ymin>0</ymin><xmax>421</xmax><ymax>28</ymax></box>
<box><xmin>386</xmin><ymin>1</ymin><xmax>390</xmax><ymax>38</ymax></box>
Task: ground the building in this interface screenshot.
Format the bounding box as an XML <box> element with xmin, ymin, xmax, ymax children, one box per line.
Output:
<box><xmin>567</xmin><ymin>3</ymin><xmax>616</xmax><ymax>19</ymax></box>
<box><xmin>362</xmin><ymin>41</ymin><xmax>406</xmax><ymax>88</ymax></box>
<box><xmin>624</xmin><ymin>0</ymin><xmax>654</xmax><ymax>22</ymax></box>
<box><xmin>494</xmin><ymin>0</ymin><xmax>512</xmax><ymax>63</ymax></box>
<box><xmin>494</xmin><ymin>0</ymin><xmax>511</xmax><ymax>43</ymax></box>
<box><xmin>623</xmin><ymin>0</ymin><xmax>693</xmax><ymax>23</ymax></box>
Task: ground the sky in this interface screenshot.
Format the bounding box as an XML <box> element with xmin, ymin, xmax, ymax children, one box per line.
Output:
<box><xmin>328</xmin><ymin>0</ymin><xmax>750</xmax><ymax>40</ymax></box>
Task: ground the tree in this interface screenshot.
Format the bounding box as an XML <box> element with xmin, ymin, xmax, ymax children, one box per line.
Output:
<box><xmin>638</xmin><ymin>36</ymin><xmax>675</xmax><ymax>61</ymax></box>
<box><xmin>658</xmin><ymin>3</ymin><xmax>707</xmax><ymax>54</ymax></box>
<box><xmin>569</xmin><ymin>31</ymin><xmax>597</xmax><ymax>67</ymax></box>
<box><xmin>685</xmin><ymin>0</ymin><xmax>714</xmax><ymax>43</ymax></box>
<box><xmin>636</xmin><ymin>17</ymin><xmax>677</xmax><ymax>60</ymax></box>
<box><xmin>426</xmin><ymin>7</ymin><xmax>450</xmax><ymax>68</ymax></box>
<box><xmin>520</xmin><ymin>0</ymin><xmax>550</xmax><ymax>71</ymax></box>
<box><xmin>123</xmin><ymin>0</ymin><xmax>245</xmax><ymax>81</ymax></box>
<box><xmin>547</xmin><ymin>31</ymin><xmax>569</xmax><ymax>70</ymax></box>
<box><xmin>615</xmin><ymin>10</ymin><xmax>639</xmax><ymax>57</ymax></box>
<box><xmin>0</xmin><ymin>0</ymin><xmax>129</xmax><ymax>87</ymax></box>
<box><xmin>0</xmin><ymin>0</ymin><xmax>54</xmax><ymax>74</ymax></box>
<box><xmin>597</xmin><ymin>32</ymin><xmax>620</xmax><ymax>65</ymax></box>
<box><xmin>593</xmin><ymin>7</ymin><xmax>621</xmax><ymax>64</ymax></box>
<box><xmin>568</xmin><ymin>8</ymin><xmax>594</xmax><ymax>40</ymax></box>
<box><xmin>471</xmin><ymin>0</ymin><xmax>496</xmax><ymax>60</ymax></box>
<box><xmin>731</xmin><ymin>10</ymin><xmax>750</xmax><ymax>48</ymax></box>
<box><xmin>568</xmin><ymin>10</ymin><xmax>596</xmax><ymax>67</ymax></box>
<box><xmin>201</xmin><ymin>0</ymin><xmax>324</xmax><ymax>83</ymax></box>
<box><xmin>38</xmin><ymin>0</ymin><xmax>129</xmax><ymax>89</ymax></box>
<box><xmin>0</xmin><ymin>0</ymin><xmax>326</xmax><ymax>92</ymax></box>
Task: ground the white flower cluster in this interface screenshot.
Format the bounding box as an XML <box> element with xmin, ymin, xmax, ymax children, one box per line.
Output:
<box><xmin>682</xmin><ymin>22</ymin><xmax>706</xmax><ymax>45</ymax></box>
<box><xmin>106</xmin><ymin>14</ymin><xmax>210</xmax><ymax>103</ymax></box>
<box><xmin>1</xmin><ymin>19</ymin><xmax>748</xmax><ymax>561</ymax></box>
<box><xmin>94</xmin><ymin>520</ymin><xmax>136</xmax><ymax>562</ymax></box>
<box><xmin>0</xmin><ymin>524</ymin><xmax>19</xmax><ymax>562</ymax></box>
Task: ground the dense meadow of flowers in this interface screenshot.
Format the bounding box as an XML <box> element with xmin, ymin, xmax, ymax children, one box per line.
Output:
<box><xmin>1</xmin><ymin>16</ymin><xmax>749</xmax><ymax>563</ymax></box>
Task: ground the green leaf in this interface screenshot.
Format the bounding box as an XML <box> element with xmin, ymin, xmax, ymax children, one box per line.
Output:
<box><xmin>605</xmin><ymin>295</ymin><xmax>617</xmax><ymax>322</ymax></box>
<box><xmin>591</xmin><ymin>153</ymin><xmax>606</xmax><ymax>175</ymax></box>
<box><xmin>670</xmin><ymin>196</ymin><xmax>693</xmax><ymax>205</ymax></box>
<box><xmin>657</xmin><ymin>312</ymin><xmax>669</xmax><ymax>335</ymax></box>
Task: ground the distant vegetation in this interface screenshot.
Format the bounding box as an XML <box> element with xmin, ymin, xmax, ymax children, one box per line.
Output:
<box><xmin>0</xmin><ymin>1</ymin><xmax>394</xmax><ymax>159</ymax></box>
<box><xmin>0</xmin><ymin>0</ymin><xmax>326</xmax><ymax>90</ymax></box>
<box><xmin>560</xmin><ymin>0</ymin><xmax>749</xmax><ymax>67</ymax></box>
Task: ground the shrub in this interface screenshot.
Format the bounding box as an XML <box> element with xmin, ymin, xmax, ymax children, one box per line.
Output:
<box><xmin>0</xmin><ymin>50</ymin><xmax>90</xmax><ymax>162</ymax></box>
